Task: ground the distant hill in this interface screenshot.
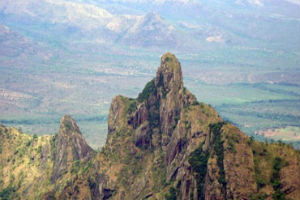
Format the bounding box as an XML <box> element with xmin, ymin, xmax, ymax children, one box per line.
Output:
<box><xmin>1</xmin><ymin>53</ymin><xmax>299</xmax><ymax>199</ymax></box>
<box><xmin>0</xmin><ymin>24</ymin><xmax>51</xmax><ymax>64</ymax></box>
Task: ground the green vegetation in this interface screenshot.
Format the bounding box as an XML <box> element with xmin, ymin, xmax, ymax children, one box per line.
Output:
<box><xmin>118</xmin><ymin>148</ymin><xmax>145</xmax><ymax>189</ymax></box>
<box><xmin>136</xmin><ymin>78</ymin><xmax>161</xmax><ymax>131</ymax></box>
<box><xmin>37</xmin><ymin>145</ymin><xmax>42</xmax><ymax>154</ymax></box>
<box><xmin>0</xmin><ymin>186</ymin><xmax>16</xmax><ymax>200</ymax></box>
<box><xmin>251</xmin><ymin>139</ymin><xmax>294</xmax><ymax>199</ymax></box>
<box><xmin>71</xmin><ymin>160</ymin><xmax>81</xmax><ymax>174</ymax></box>
<box><xmin>186</xmin><ymin>80</ymin><xmax>300</xmax><ymax>147</ymax></box>
<box><xmin>26</xmin><ymin>139</ymin><xmax>32</xmax><ymax>147</ymax></box>
<box><xmin>152</xmin><ymin>151</ymin><xmax>167</xmax><ymax>191</ymax></box>
<box><xmin>165</xmin><ymin>187</ymin><xmax>176</xmax><ymax>200</ymax></box>
<box><xmin>252</xmin><ymin>142</ymin><xmax>271</xmax><ymax>192</ymax></box>
<box><xmin>251</xmin><ymin>193</ymin><xmax>268</xmax><ymax>200</ymax></box>
<box><xmin>17</xmin><ymin>147</ymin><xmax>26</xmax><ymax>158</ymax></box>
<box><xmin>216</xmin><ymin>99</ymin><xmax>299</xmax><ymax>144</ymax></box>
<box><xmin>255</xmin><ymin>175</ymin><xmax>267</xmax><ymax>189</ymax></box>
<box><xmin>164</xmin><ymin>56</ymin><xmax>173</xmax><ymax>62</ymax></box>
<box><xmin>138</xmin><ymin>79</ymin><xmax>156</xmax><ymax>102</ymax></box>
<box><xmin>50</xmin><ymin>135</ymin><xmax>56</xmax><ymax>150</ymax></box>
<box><xmin>126</xmin><ymin>100</ymin><xmax>137</xmax><ymax>114</ymax></box>
<box><xmin>33</xmin><ymin>134</ymin><xmax>38</xmax><ymax>140</ymax></box>
<box><xmin>225</xmin><ymin>131</ymin><xmax>240</xmax><ymax>153</ymax></box>
<box><xmin>271</xmin><ymin>157</ymin><xmax>288</xmax><ymax>200</ymax></box>
<box><xmin>210</xmin><ymin>122</ymin><xmax>227</xmax><ymax>189</ymax></box>
<box><xmin>79</xmin><ymin>160</ymin><xmax>94</xmax><ymax>176</ymax></box>
<box><xmin>148</xmin><ymin>101</ymin><xmax>160</xmax><ymax>129</ymax></box>
<box><xmin>162</xmin><ymin>53</ymin><xmax>180</xmax><ymax>71</ymax></box>
<box><xmin>50</xmin><ymin>135</ymin><xmax>57</xmax><ymax>159</ymax></box>
<box><xmin>191</xmin><ymin>101</ymin><xmax>200</xmax><ymax>106</ymax></box>
<box><xmin>188</xmin><ymin>143</ymin><xmax>209</xmax><ymax>200</ymax></box>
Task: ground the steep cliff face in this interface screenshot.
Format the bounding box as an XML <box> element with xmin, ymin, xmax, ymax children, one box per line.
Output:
<box><xmin>1</xmin><ymin>53</ymin><xmax>300</xmax><ymax>200</ymax></box>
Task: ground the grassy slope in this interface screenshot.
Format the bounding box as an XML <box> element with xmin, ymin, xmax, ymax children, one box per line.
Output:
<box><xmin>0</xmin><ymin>125</ymin><xmax>54</xmax><ymax>199</ymax></box>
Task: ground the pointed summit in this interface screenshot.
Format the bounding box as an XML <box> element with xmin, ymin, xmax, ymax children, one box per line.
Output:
<box><xmin>52</xmin><ymin>115</ymin><xmax>94</xmax><ymax>181</ymax></box>
<box><xmin>59</xmin><ymin>115</ymin><xmax>81</xmax><ymax>135</ymax></box>
<box><xmin>161</xmin><ymin>52</ymin><xmax>182</xmax><ymax>72</ymax></box>
<box><xmin>155</xmin><ymin>52</ymin><xmax>183</xmax><ymax>92</ymax></box>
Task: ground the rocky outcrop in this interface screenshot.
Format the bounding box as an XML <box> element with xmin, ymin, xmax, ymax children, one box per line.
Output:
<box><xmin>155</xmin><ymin>53</ymin><xmax>196</xmax><ymax>141</ymax></box>
<box><xmin>2</xmin><ymin>53</ymin><xmax>300</xmax><ymax>200</ymax></box>
<box><xmin>51</xmin><ymin>115</ymin><xmax>94</xmax><ymax>181</ymax></box>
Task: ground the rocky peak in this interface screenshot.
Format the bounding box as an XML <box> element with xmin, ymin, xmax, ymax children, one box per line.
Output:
<box><xmin>155</xmin><ymin>53</ymin><xmax>196</xmax><ymax>140</ymax></box>
<box><xmin>107</xmin><ymin>53</ymin><xmax>196</xmax><ymax>149</ymax></box>
<box><xmin>51</xmin><ymin>115</ymin><xmax>94</xmax><ymax>181</ymax></box>
<box><xmin>59</xmin><ymin>115</ymin><xmax>81</xmax><ymax>136</ymax></box>
<box><xmin>155</xmin><ymin>52</ymin><xmax>183</xmax><ymax>92</ymax></box>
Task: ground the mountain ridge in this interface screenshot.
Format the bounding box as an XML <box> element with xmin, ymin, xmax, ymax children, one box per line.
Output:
<box><xmin>1</xmin><ymin>53</ymin><xmax>299</xmax><ymax>199</ymax></box>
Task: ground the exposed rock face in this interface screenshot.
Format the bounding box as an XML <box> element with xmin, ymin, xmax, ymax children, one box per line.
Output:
<box><xmin>51</xmin><ymin>115</ymin><xmax>94</xmax><ymax>181</ymax></box>
<box><xmin>103</xmin><ymin>53</ymin><xmax>300</xmax><ymax>200</ymax></box>
<box><xmin>108</xmin><ymin>95</ymin><xmax>128</xmax><ymax>134</ymax></box>
<box><xmin>1</xmin><ymin>53</ymin><xmax>300</xmax><ymax>200</ymax></box>
<box><xmin>156</xmin><ymin>53</ymin><xmax>183</xmax><ymax>139</ymax></box>
<box><xmin>155</xmin><ymin>53</ymin><xmax>196</xmax><ymax>140</ymax></box>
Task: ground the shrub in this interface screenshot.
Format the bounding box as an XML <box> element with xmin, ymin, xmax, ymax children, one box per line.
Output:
<box><xmin>33</xmin><ymin>134</ymin><xmax>38</xmax><ymax>140</ymax></box>
<box><xmin>251</xmin><ymin>193</ymin><xmax>268</xmax><ymax>200</ymax></box>
<box><xmin>165</xmin><ymin>187</ymin><xmax>177</xmax><ymax>200</ymax></box>
<box><xmin>37</xmin><ymin>146</ymin><xmax>42</xmax><ymax>154</ymax></box>
<box><xmin>0</xmin><ymin>186</ymin><xmax>16</xmax><ymax>200</ymax></box>
<box><xmin>228</xmin><ymin>139</ymin><xmax>236</xmax><ymax>153</ymax></box>
<box><xmin>247</xmin><ymin>136</ymin><xmax>255</xmax><ymax>146</ymax></box>
<box><xmin>256</xmin><ymin>176</ymin><xmax>266</xmax><ymax>189</ymax></box>
<box><xmin>18</xmin><ymin>148</ymin><xmax>25</xmax><ymax>158</ymax></box>
<box><xmin>26</xmin><ymin>140</ymin><xmax>32</xmax><ymax>147</ymax></box>
<box><xmin>192</xmin><ymin>101</ymin><xmax>200</xmax><ymax>106</ymax></box>
<box><xmin>165</xmin><ymin>56</ymin><xmax>172</xmax><ymax>62</ymax></box>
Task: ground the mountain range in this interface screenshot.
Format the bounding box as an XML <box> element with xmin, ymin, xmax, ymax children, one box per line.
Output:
<box><xmin>0</xmin><ymin>0</ymin><xmax>181</xmax><ymax>49</ymax></box>
<box><xmin>1</xmin><ymin>0</ymin><xmax>299</xmax><ymax>50</ymax></box>
<box><xmin>1</xmin><ymin>53</ymin><xmax>299</xmax><ymax>199</ymax></box>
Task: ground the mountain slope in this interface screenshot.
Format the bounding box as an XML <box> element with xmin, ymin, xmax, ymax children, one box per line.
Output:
<box><xmin>1</xmin><ymin>53</ymin><xmax>299</xmax><ymax>199</ymax></box>
<box><xmin>0</xmin><ymin>124</ymin><xmax>53</xmax><ymax>199</ymax></box>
